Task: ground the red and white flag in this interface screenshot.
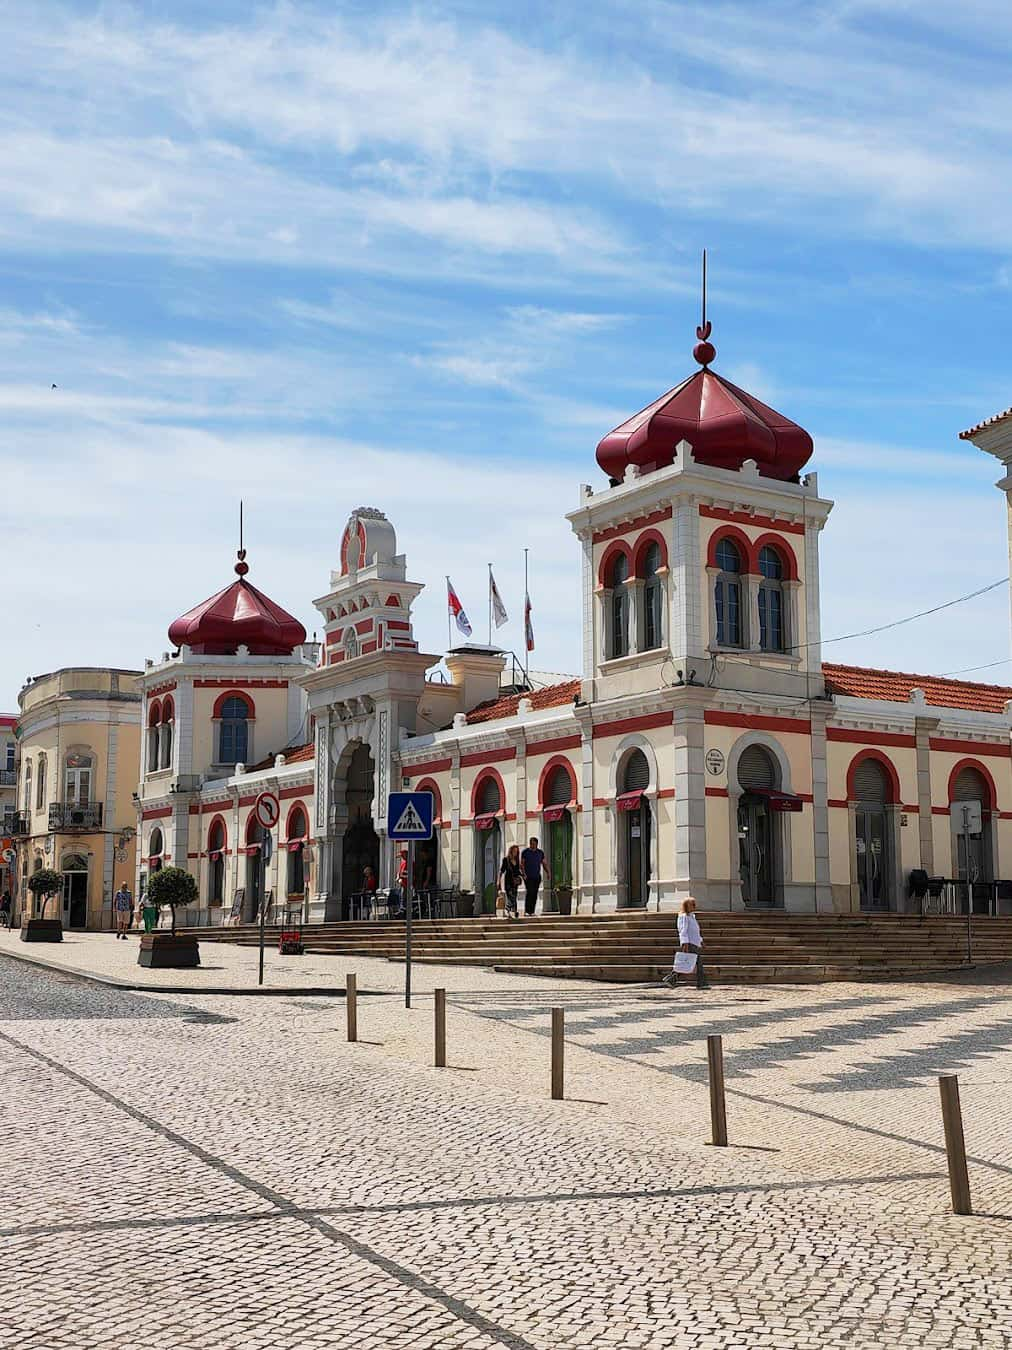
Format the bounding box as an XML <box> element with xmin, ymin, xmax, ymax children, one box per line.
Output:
<box><xmin>524</xmin><ymin>589</ymin><xmax>535</xmax><ymax>653</ymax></box>
<box><xmin>490</xmin><ymin>570</ymin><xmax>508</xmax><ymax>629</ymax></box>
<box><xmin>447</xmin><ymin>578</ymin><xmax>472</xmax><ymax>637</ymax></box>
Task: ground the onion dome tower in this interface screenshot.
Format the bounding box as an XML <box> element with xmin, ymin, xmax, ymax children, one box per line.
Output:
<box><xmin>168</xmin><ymin>549</ymin><xmax>307</xmax><ymax>656</ymax></box>
<box><xmin>595</xmin><ymin>261</ymin><xmax>813</xmax><ymax>483</ymax></box>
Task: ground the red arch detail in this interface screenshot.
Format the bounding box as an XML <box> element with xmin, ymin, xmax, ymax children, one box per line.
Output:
<box><xmin>212</xmin><ymin>689</ymin><xmax>256</xmax><ymax>720</ymax></box>
<box><xmin>536</xmin><ymin>755</ymin><xmax>578</xmax><ymax>807</ymax></box>
<box><xmin>597</xmin><ymin>540</ymin><xmax>633</xmax><ymax>587</ymax></box>
<box><xmin>161</xmin><ymin>694</ymin><xmax>175</xmax><ymax>722</ymax></box>
<box><xmin>707</xmin><ymin>526</ymin><xmax>754</xmax><ymax>572</ymax></box>
<box><xmin>285</xmin><ymin>802</ymin><xmax>309</xmax><ymax>840</ymax></box>
<box><xmin>207</xmin><ymin>814</ymin><xmax>228</xmax><ymax>850</ymax></box>
<box><xmin>245</xmin><ymin>812</ymin><xmax>264</xmax><ymax>843</ymax></box>
<box><xmin>414</xmin><ymin>778</ymin><xmax>443</xmax><ymax>822</ymax></box>
<box><xmin>471</xmin><ymin>767</ymin><xmax>506</xmax><ymax>817</ymax></box>
<box><xmin>947</xmin><ymin>759</ymin><xmax>997</xmax><ymax>810</ymax></box>
<box><xmin>751</xmin><ymin>532</ymin><xmax>799</xmax><ymax>581</ymax></box>
<box><xmin>846</xmin><ymin>750</ymin><xmax>900</xmax><ymax>804</ymax></box>
<box><xmin>148</xmin><ymin>698</ymin><xmax>162</xmax><ymax>727</ymax></box>
<box><xmin>632</xmin><ymin>528</ymin><xmax>669</xmax><ymax>578</ymax></box>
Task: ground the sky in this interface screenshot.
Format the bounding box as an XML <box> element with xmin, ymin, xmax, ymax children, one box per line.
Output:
<box><xmin>3</xmin><ymin>0</ymin><xmax>1012</xmax><ymax>710</ymax></box>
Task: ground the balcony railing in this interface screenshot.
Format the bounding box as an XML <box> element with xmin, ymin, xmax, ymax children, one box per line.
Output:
<box><xmin>0</xmin><ymin>770</ymin><xmax>15</xmax><ymax>787</ymax></box>
<box><xmin>48</xmin><ymin>801</ymin><xmax>103</xmax><ymax>831</ymax></box>
<box><xmin>10</xmin><ymin>811</ymin><xmax>30</xmax><ymax>836</ymax></box>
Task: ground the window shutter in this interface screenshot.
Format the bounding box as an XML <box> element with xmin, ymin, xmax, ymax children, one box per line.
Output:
<box><xmin>737</xmin><ymin>745</ymin><xmax>776</xmax><ymax>792</ymax></box>
<box><xmin>621</xmin><ymin>749</ymin><xmax>650</xmax><ymax>793</ymax></box>
<box><xmin>952</xmin><ymin>767</ymin><xmax>987</xmax><ymax>804</ymax></box>
<box><xmin>545</xmin><ymin>765</ymin><xmax>574</xmax><ymax>806</ymax></box>
<box><xmin>852</xmin><ymin>758</ymin><xmax>889</xmax><ymax>803</ymax></box>
<box><xmin>477</xmin><ymin>776</ymin><xmax>502</xmax><ymax>813</ymax></box>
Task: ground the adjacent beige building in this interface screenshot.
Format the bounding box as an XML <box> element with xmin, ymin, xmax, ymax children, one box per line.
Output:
<box><xmin>13</xmin><ymin>668</ymin><xmax>142</xmax><ymax>927</ymax></box>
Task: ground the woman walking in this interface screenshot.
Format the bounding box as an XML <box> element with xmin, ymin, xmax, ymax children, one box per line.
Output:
<box><xmin>498</xmin><ymin>844</ymin><xmax>523</xmax><ymax>920</ymax></box>
<box><xmin>663</xmin><ymin>896</ymin><xmax>710</xmax><ymax>990</ymax></box>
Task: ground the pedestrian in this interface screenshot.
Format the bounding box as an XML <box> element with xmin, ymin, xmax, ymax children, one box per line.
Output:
<box><xmin>662</xmin><ymin>896</ymin><xmax>710</xmax><ymax>990</ymax></box>
<box><xmin>498</xmin><ymin>844</ymin><xmax>522</xmax><ymax>919</ymax></box>
<box><xmin>113</xmin><ymin>884</ymin><xmax>133</xmax><ymax>939</ymax></box>
<box><xmin>362</xmin><ymin>865</ymin><xmax>378</xmax><ymax>920</ymax></box>
<box><xmin>141</xmin><ymin>892</ymin><xmax>160</xmax><ymax>932</ymax></box>
<box><xmin>520</xmin><ymin>836</ymin><xmax>550</xmax><ymax>917</ymax></box>
<box><xmin>0</xmin><ymin>890</ymin><xmax>10</xmax><ymax>929</ymax></box>
<box><xmin>392</xmin><ymin>850</ymin><xmax>409</xmax><ymax>919</ymax></box>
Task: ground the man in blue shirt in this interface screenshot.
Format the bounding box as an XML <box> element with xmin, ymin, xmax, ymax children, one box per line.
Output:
<box><xmin>520</xmin><ymin>837</ymin><xmax>549</xmax><ymax>917</ymax></box>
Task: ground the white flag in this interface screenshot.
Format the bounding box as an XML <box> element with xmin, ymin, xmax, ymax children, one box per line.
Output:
<box><xmin>490</xmin><ymin>571</ymin><xmax>508</xmax><ymax>629</ymax></box>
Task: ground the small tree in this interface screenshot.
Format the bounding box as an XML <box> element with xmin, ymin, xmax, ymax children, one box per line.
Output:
<box><xmin>27</xmin><ymin>868</ymin><xmax>63</xmax><ymax>919</ymax></box>
<box><xmin>145</xmin><ymin>867</ymin><xmax>198</xmax><ymax>935</ymax></box>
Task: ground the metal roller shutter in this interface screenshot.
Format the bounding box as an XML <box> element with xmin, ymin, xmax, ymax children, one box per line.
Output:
<box><xmin>477</xmin><ymin>775</ymin><xmax>502</xmax><ymax>814</ymax></box>
<box><xmin>852</xmin><ymin>758</ymin><xmax>889</xmax><ymax>803</ymax></box>
<box><xmin>737</xmin><ymin>745</ymin><xmax>776</xmax><ymax>792</ymax></box>
<box><xmin>952</xmin><ymin>767</ymin><xmax>987</xmax><ymax>803</ymax></box>
<box><xmin>620</xmin><ymin>749</ymin><xmax>650</xmax><ymax>794</ymax></box>
<box><xmin>545</xmin><ymin>765</ymin><xmax>574</xmax><ymax>806</ymax></box>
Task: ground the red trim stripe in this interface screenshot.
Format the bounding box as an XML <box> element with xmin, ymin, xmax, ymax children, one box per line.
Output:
<box><xmin>827</xmin><ymin>728</ymin><xmax>916</xmax><ymax>748</ymax></box>
<box><xmin>699</xmin><ymin>504</ymin><xmax>805</xmax><ymax>535</ymax></box>
<box><xmin>592</xmin><ymin>711</ymin><xmax>671</xmax><ymax>739</ymax></box>
<box><xmin>705</xmin><ymin>711</ymin><xmax>811</xmax><ymax>735</ymax></box>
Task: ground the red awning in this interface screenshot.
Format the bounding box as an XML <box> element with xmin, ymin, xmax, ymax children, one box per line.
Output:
<box><xmin>244</xmin><ymin>843</ymin><xmax>261</xmax><ymax>855</ymax></box>
<box><xmin>147</xmin><ymin>854</ymin><xmax>161</xmax><ymax>865</ymax></box>
<box><xmin>474</xmin><ymin>814</ymin><xmax>499</xmax><ymax>831</ymax></box>
<box><xmin>208</xmin><ymin>850</ymin><xmax>222</xmax><ymax>861</ymax></box>
<box><xmin>617</xmin><ymin>791</ymin><xmax>644</xmax><ymax>812</ymax></box>
<box><xmin>287</xmin><ymin>840</ymin><xmax>305</xmax><ymax>853</ymax></box>
<box><xmin>543</xmin><ymin>804</ymin><xmax>571</xmax><ymax>823</ymax></box>
<box><xmin>752</xmin><ymin>788</ymin><xmax>804</xmax><ymax>813</ymax></box>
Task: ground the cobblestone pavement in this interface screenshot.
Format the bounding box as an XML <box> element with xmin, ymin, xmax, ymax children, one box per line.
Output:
<box><xmin>5</xmin><ymin>951</ymin><xmax>1012</xmax><ymax>1347</ymax></box>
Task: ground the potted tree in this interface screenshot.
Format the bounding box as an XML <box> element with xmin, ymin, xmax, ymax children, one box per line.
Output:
<box><xmin>22</xmin><ymin>869</ymin><xmax>64</xmax><ymax>942</ymax></box>
<box><xmin>138</xmin><ymin>867</ymin><xmax>201</xmax><ymax>968</ymax></box>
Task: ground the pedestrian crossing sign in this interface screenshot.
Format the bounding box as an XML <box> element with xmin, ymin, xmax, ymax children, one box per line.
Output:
<box><xmin>387</xmin><ymin>791</ymin><xmax>434</xmax><ymax>840</ymax></box>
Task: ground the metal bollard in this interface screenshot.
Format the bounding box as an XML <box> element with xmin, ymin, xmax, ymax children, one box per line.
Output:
<box><xmin>938</xmin><ymin>1075</ymin><xmax>972</xmax><ymax>1215</ymax></box>
<box><xmin>707</xmin><ymin>1034</ymin><xmax>728</xmax><ymax>1147</ymax></box>
<box><xmin>346</xmin><ymin>972</ymin><xmax>358</xmax><ymax>1044</ymax></box>
<box><xmin>434</xmin><ymin>988</ymin><xmax>446</xmax><ymax>1068</ymax></box>
<box><xmin>551</xmin><ymin>1007</ymin><xmax>565</xmax><ymax>1100</ymax></box>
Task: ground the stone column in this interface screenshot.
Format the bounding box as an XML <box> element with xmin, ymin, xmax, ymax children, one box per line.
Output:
<box><xmin>574</xmin><ymin>704</ymin><xmax>595</xmax><ymax>913</ymax></box>
<box><xmin>809</xmin><ymin>705</ymin><xmax>834</xmax><ymax>913</ymax></box>
<box><xmin>673</xmin><ymin>696</ymin><xmax>708</xmax><ymax>906</ymax></box>
<box><xmin>915</xmin><ymin>714</ymin><xmax>940</xmax><ymax>876</ymax></box>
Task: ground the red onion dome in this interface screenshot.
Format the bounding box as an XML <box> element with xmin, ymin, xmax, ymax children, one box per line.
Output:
<box><xmin>596</xmin><ymin>328</ymin><xmax>813</xmax><ymax>483</ymax></box>
<box><xmin>168</xmin><ymin>551</ymin><xmax>307</xmax><ymax>656</ymax></box>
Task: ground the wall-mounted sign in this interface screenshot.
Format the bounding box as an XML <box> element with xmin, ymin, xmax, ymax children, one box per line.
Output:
<box><xmin>705</xmin><ymin>749</ymin><xmax>726</xmax><ymax>776</ymax></box>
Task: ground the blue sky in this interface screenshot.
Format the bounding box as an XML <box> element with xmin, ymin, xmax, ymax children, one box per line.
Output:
<box><xmin>3</xmin><ymin>0</ymin><xmax>1012</xmax><ymax>710</ymax></box>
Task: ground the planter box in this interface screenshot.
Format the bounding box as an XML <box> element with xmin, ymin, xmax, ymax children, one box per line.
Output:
<box><xmin>20</xmin><ymin>919</ymin><xmax>63</xmax><ymax>943</ymax></box>
<box><xmin>138</xmin><ymin>933</ymin><xmax>201</xmax><ymax>969</ymax></box>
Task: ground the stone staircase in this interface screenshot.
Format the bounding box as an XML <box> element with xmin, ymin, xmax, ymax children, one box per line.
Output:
<box><xmin>181</xmin><ymin>911</ymin><xmax>1012</xmax><ymax>985</ymax></box>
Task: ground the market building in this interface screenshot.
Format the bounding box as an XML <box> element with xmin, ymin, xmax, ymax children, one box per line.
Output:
<box><xmin>135</xmin><ymin>323</ymin><xmax>1012</xmax><ymax>924</ymax></box>
<box><xmin>13</xmin><ymin>668</ymin><xmax>142</xmax><ymax>927</ymax></box>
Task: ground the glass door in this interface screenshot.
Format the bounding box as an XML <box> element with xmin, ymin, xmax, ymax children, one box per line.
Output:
<box><xmin>624</xmin><ymin>802</ymin><xmax>651</xmax><ymax>908</ymax></box>
<box><xmin>856</xmin><ymin>806</ymin><xmax>890</xmax><ymax>909</ymax></box>
<box><xmin>738</xmin><ymin>797</ymin><xmax>776</xmax><ymax>905</ymax></box>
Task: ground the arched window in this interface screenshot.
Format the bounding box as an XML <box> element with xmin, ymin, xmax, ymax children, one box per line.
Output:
<box><xmin>36</xmin><ymin>754</ymin><xmax>47</xmax><ymax>811</ymax></box>
<box><xmin>159</xmin><ymin>697</ymin><xmax>174</xmax><ymax>771</ymax></box>
<box><xmin>715</xmin><ymin>537</ymin><xmax>744</xmax><ymax>648</ymax></box>
<box><xmin>147</xmin><ymin>700</ymin><xmax>161</xmax><ymax>773</ymax></box>
<box><xmin>218</xmin><ymin>696</ymin><xmax>250</xmax><ymax>765</ymax></box>
<box><xmin>23</xmin><ymin>760</ymin><xmax>32</xmax><ymax>814</ymax></box>
<box><xmin>544</xmin><ymin>763</ymin><xmax>575</xmax><ymax>807</ymax></box>
<box><xmin>344</xmin><ymin>628</ymin><xmax>359</xmax><ymax>660</ymax></box>
<box><xmin>208</xmin><ymin>819</ymin><xmax>226</xmax><ymax>905</ymax></box>
<box><xmin>64</xmin><ymin>750</ymin><xmax>93</xmax><ymax>806</ymax></box>
<box><xmin>951</xmin><ymin>765</ymin><xmax>993</xmax><ymax>884</ymax></box>
<box><xmin>476</xmin><ymin>774</ymin><xmax>502</xmax><ymax>815</ymax></box>
<box><xmin>641</xmin><ymin>542</ymin><xmax>663</xmax><ymax>651</ymax></box>
<box><xmin>620</xmin><ymin>748</ymin><xmax>650</xmax><ymax>794</ymax></box>
<box><xmin>758</xmin><ymin>546</ymin><xmax>786</xmax><ymax>652</ymax></box>
<box><xmin>149</xmin><ymin>826</ymin><xmax>164</xmax><ymax>872</ymax></box>
<box><xmin>286</xmin><ymin>805</ymin><xmax>308</xmax><ymax>896</ymax></box>
<box><xmin>607</xmin><ymin>552</ymin><xmax>630</xmax><ymax>659</ymax></box>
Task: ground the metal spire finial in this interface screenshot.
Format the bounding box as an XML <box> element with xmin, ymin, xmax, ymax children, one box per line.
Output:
<box><xmin>694</xmin><ymin>248</ymin><xmax>716</xmax><ymax>368</ymax></box>
<box><xmin>235</xmin><ymin>499</ymin><xmax>249</xmax><ymax>576</ymax></box>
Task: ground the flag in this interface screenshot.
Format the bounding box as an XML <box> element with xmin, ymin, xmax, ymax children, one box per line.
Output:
<box><xmin>490</xmin><ymin>570</ymin><xmax>508</xmax><ymax>629</ymax></box>
<box><xmin>447</xmin><ymin>578</ymin><xmax>472</xmax><ymax>637</ymax></box>
<box><xmin>524</xmin><ymin>589</ymin><xmax>535</xmax><ymax>653</ymax></box>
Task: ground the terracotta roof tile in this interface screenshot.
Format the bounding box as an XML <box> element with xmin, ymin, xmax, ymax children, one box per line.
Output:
<box><xmin>466</xmin><ymin>679</ymin><xmax>581</xmax><ymax>725</ymax></box>
<box><xmin>959</xmin><ymin>406</ymin><xmax>1012</xmax><ymax>440</ymax></box>
<box><xmin>248</xmin><ymin>741</ymin><xmax>314</xmax><ymax>771</ymax></box>
<box><xmin>823</xmin><ymin>662</ymin><xmax>1012</xmax><ymax>715</ymax></box>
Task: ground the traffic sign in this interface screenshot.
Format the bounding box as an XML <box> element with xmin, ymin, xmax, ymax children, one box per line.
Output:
<box><xmin>255</xmin><ymin>791</ymin><xmax>280</xmax><ymax>830</ymax></box>
<box><xmin>387</xmin><ymin>791</ymin><xmax>434</xmax><ymax>841</ymax></box>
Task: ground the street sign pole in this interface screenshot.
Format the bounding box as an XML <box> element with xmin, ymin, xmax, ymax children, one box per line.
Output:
<box><xmin>405</xmin><ymin>838</ymin><xmax>414</xmax><ymax>1009</ymax></box>
<box><xmin>258</xmin><ymin>830</ymin><xmax>273</xmax><ymax>987</ymax></box>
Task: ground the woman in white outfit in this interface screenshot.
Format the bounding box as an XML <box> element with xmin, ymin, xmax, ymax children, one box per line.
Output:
<box><xmin>662</xmin><ymin>896</ymin><xmax>710</xmax><ymax>990</ymax></box>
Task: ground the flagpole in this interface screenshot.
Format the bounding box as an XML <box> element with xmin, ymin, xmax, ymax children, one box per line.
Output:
<box><xmin>524</xmin><ymin>547</ymin><xmax>529</xmax><ymax>685</ymax></box>
<box><xmin>445</xmin><ymin>576</ymin><xmax>452</xmax><ymax>652</ymax></box>
<box><xmin>487</xmin><ymin>562</ymin><xmax>493</xmax><ymax>646</ymax></box>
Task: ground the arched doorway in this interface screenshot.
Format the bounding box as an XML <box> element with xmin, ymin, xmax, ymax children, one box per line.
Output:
<box><xmin>737</xmin><ymin>745</ymin><xmax>781</xmax><ymax>906</ymax></box>
<box><xmin>473</xmin><ymin>774</ymin><xmax>503</xmax><ymax>914</ymax></box>
<box><xmin>951</xmin><ymin>764</ymin><xmax>994</xmax><ymax>912</ymax></box>
<box><xmin>853</xmin><ymin>758</ymin><xmax>893</xmax><ymax>910</ymax></box>
<box><xmin>341</xmin><ymin>743</ymin><xmax>378</xmax><ymax>918</ymax></box>
<box><xmin>245</xmin><ymin>816</ymin><xmax>265</xmax><ymax>921</ymax></box>
<box><xmin>542</xmin><ymin>763</ymin><xmax>575</xmax><ymax>913</ymax></box>
<box><xmin>207</xmin><ymin>819</ymin><xmax>226</xmax><ymax>907</ymax></box>
<box><xmin>617</xmin><ymin>748</ymin><xmax>651</xmax><ymax>909</ymax></box>
<box><xmin>61</xmin><ymin>853</ymin><xmax>89</xmax><ymax>929</ymax></box>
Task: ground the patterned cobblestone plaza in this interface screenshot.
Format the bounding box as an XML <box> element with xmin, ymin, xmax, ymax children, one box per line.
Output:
<box><xmin>4</xmin><ymin>938</ymin><xmax>1012</xmax><ymax>1348</ymax></box>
